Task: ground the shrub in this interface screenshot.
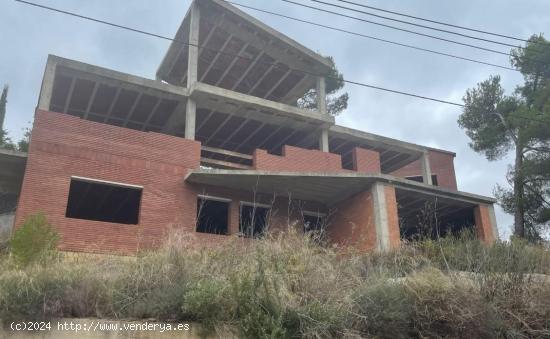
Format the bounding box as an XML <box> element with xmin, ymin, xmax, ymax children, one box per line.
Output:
<box><xmin>9</xmin><ymin>214</ymin><xmax>59</xmax><ymax>266</ymax></box>
<box><xmin>0</xmin><ymin>228</ymin><xmax>549</xmax><ymax>338</ymax></box>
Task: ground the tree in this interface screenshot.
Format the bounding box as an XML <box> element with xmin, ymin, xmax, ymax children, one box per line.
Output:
<box><xmin>297</xmin><ymin>56</ymin><xmax>349</xmax><ymax>116</ymax></box>
<box><xmin>458</xmin><ymin>35</ymin><xmax>550</xmax><ymax>240</ymax></box>
<box><xmin>0</xmin><ymin>85</ymin><xmax>7</xmax><ymax>129</ymax></box>
<box><xmin>17</xmin><ymin>127</ymin><xmax>31</xmax><ymax>152</ymax></box>
<box><xmin>0</xmin><ymin>85</ymin><xmax>14</xmax><ymax>150</ymax></box>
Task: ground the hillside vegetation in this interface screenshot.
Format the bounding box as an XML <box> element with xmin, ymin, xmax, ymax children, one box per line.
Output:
<box><xmin>0</xmin><ymin>224</ymin><xmax>549</xmax><ymax>338</ymax></box>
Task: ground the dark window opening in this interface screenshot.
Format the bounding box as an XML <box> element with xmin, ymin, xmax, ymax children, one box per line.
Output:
<box><xmin>196</xmin><ymin>198</ymin><xmax>229</xmax><ymax>235</ymax></box>
<box><xmin>405</xmin><ymin>175</ymin><xmax>438</xmax><ymax>186</ymax></box>
<box><xmin>240</xmin><ymin>204</ymin><xmax>270</xmax><ymax>238</ymax></box>
<box><xmin>303</xmin><ymin>214</ymin><xmax>325</xmax><ymax>233</ymax></box>
<box><xmin>65</xmin><ymin>178</ymin><xmax>142</xmax><ymax>225</ymax></box>
<box><xmin>398</xmin><ymin>205</ymin><xmax>475</xmax><ymax>241</ymax></box>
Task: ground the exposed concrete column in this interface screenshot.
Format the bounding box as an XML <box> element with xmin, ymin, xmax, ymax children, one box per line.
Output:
<box><xmin>185</xmin><ymin>1</ymin><xmax>200</xmax><ymax>140</ymax></box>
<box><xmin>316</xmin><ymin>76</ymin><xmax>327</xmax><ymax>114</ymax></box>
<box><xmin>371</xmin><ymin>182</ymin><xmax>400</xmax><ymax>252</ymax></box>
<box><xmin>185</xmin><ymin>99</ymin><xmax>196</xmax><ymax>140</ymax></box>
<box><xmin>187</xmin><ymin>1</ymin><xmax>200</xmax><ymax>88</ymax></box>
<box><xmin>420</xmin><ymin>151</ymin><xmax>433</xmax><ymax>185</ymax></box>
<box><xmin>319</xmin><ymin>128</ymin><xmax>329</xmax><ymax>152</ymax></box>
<box><xmin>37</xmin><ymin>59</ymin><xmax>57</xmax><ymax>111</ymax></box>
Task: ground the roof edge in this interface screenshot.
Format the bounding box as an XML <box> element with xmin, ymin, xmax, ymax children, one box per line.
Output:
<box><xmin>185</xmin><ymin>169</ymin><xmax>496</xmax><ymax>204</ymax></box>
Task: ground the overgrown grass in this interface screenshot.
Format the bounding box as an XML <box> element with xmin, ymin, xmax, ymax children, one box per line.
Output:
<box><xmin>0</xmin><ymin>229</ymin><xmax>549</xmax><ymax>338</ymax></box>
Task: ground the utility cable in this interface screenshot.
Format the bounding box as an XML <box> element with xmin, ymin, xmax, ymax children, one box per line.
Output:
<box><xmin>333</xmin><ymin>0</ymin><xmax>536</xmax><ymax>45</ymax></box>
<box><xmin>281</xmin><ymin>0</ymin><xmax>547</xmax><ymax>63</ymax></box>
<box><xmin>228</xmin><ymin>1</ymin><xmax>516</xmax><ymax>72</ymax></box>
<box><xmin>14</xmin><ymin>0</ymin><xmax>550</xmax><ymax>126</ymax></box>
<box><xmin>310</xmin><ymin>0</ymin><xmax>522</xmax><ymax>49</ymax></box>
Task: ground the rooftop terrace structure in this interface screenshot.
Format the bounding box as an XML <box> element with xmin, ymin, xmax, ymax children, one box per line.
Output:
<box><xmin>4</xmin><ymin>0</ymin><xmax>498</xmax><ymax>254</ymax></box>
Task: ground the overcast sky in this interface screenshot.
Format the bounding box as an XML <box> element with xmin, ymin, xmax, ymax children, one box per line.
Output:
<box><xmin>2</xmin><ymin>0</ymin><xmax>549</xmax><ymax>239</ymax></box>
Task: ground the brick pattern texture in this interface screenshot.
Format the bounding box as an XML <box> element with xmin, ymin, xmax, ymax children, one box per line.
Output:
<box><xmin>329</xmin><ymin>190</ymin><xmax>378</xmax><ymax>251</ymax></box>
<box><xmin>16</xmin><ymin>110</ymin><xmax>485</xmax><ymax>255</ymax></box>
<box><xmin>391</xmin><ymin>150</ymin><xmax>458</xmax><ymax>190</ymax></box>
<box><xmin>253</xmin><ymin>145</ymin><xmax>345</xmax><ymax>172</ymax></box>
<box><xmin>473</xmin><ymin>204</ymin><xmax>496</xmax><ymax>244</ymax></box>
<box><xmin>352</xmin><ymin>147</ymin><xmax>381</xmax><ymax>173</ymax></box>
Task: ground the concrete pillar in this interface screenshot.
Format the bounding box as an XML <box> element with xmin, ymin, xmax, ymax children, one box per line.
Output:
<box><xmin>187</xmin><ymin>1</ymin><xmax>200</xmax><ymax>88</ymax></box>
<box><xmin>38</xmin><ymin>60</ymin><xmax>56</xmax><ymax>111</ymax></box>
<box><xmin>319</xmin><ymin>128</ymin><xmax>329</xmax><ymax>152</ymax></box>
<box><xmin>184</xmin><ymin>2</ymin><xmax>200</xmax><ymax>140</ymax></box>
<box><xmin>371</xmin><ymin>182</ymin><xmax>400</xmax><ymax>252</ymax></box>
<box><xmin>185</xmin><ymin>99</ymin><xmax>196</xmax><ymax>140</ymax></box>
<box><xmin>316</xmin><ymin>76</ymin><xmax>327</xmax><ymax>114</ymax></box>
<box><xmin>474</xmin><ymin>204</ymin><xmax>498</xmax><ymax>244</ymax></box>
<box><xmin>420</xmin><ymin>151</ymin><xmax>433</xmax><ymax>185</ymax></box>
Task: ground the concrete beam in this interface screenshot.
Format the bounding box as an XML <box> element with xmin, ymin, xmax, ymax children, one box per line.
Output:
<box><xmin>49</xmin><ymin>55</ymin><xmax>189</xmax><ymax>98</ymax></box>
<box><xmin>38</xmin><ymin>57</ymin><xmax>57</xmax><ymax>110</ymax></box>
<box><xmin>421</xmin><ymin>151</ymin><xmax>433</xmax><ymax>185</ymax></box>
<box><xmin>191</xmin><ymin>82</ymin><xmax>334</xmax><ymax>126</ymax></box>
<box><xmin>319</xmin><ymin>128</ymin><xmax>329</xmax><ymax>152</ymax></box>
<box><xmin>187</xmin><ymin>1</ymin><xmax>200</xmax><ymax>87</ymax></box>
<box><xmin>185</xmin><ymin>99</ymin><xmax>197</xmax><ymax>140</ymax></box>
<box><xmin>316</xmin><ymin>76</ymin><xmax>327</xmax><ymax>114</ymax></box>
<box><xmin>185</xmin><ymin>170</ymin><xmax>497</xmax><ymax>206</ymax></box>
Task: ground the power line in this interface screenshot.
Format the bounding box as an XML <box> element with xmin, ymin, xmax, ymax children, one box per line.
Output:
<box><xmin>228</xmin><ymin>1</ymin><xmax>516</xmax><ymax>72</ymax></box>
<box><xmin>281</xmin><ymin>0</ymin><xmax>517</xmax><ymax>58</ymax></box>
<box><xmin>310</xmin><ymin>0</ymin><xmax>520</xmax><ymax>49</ymax></box>
<box><xmin>334</xmin><ymin>0</ymin><xmax>532</xmax><ymax>44</ymax></box>
<box><xmin>14</xmin><ymin>0</ymin><xmax>463</xmax><ymax>106</ymax></box>
<box><xmin>13</xmin><ymin>0</ymin><xmax>550</xmax><ymax>127</ymax></box>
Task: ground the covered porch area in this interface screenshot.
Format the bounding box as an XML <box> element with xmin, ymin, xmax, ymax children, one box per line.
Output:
<box><xmin>185</xmin><ymin>170</ymin><xmax>498</xmax><ymax>251</ymax></box>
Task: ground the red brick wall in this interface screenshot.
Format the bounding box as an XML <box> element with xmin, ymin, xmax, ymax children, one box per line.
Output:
<box><xmin>15</xmin><ymin>110</ymin><xmax>204</xmax><ymax>254</ymax></box>
<box><xmin>391</xmin><ymin>150</ymin><xmax>457</xmax><ymax>190</ymax></box>
<box><xmin>328</xmin><ymin>190</ymin><xmax>377</xmax><ymax>251</ymax></box>
<box><xmin>15</xmin><ymin>111</ymin><xmax>332</xmax><ymax>254</ymax></box>
<box><xmin>253</xmin><ymin>145</ymin><xmax>345</xmax><ymax>172</ymax></box>
<box><xmin>352</xmin><ymin>147</ymin><xmax>381</xmax><ymax>173</ymax></box>
<box><xmin>474</xmin><ymin>205</ymin><xmax>496</xmax><ymax>244</ymax></box>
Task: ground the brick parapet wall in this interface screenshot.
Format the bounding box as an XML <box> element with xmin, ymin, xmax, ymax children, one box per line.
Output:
<box><xmin>253</xmin><ymin>145</ymin><xmax>345</xmax><ymax>172</ymax></box>
<box><xmin>390</xmin><ymin>150</ymin><xmax>458</xmax><ymax>190</ymax></box>
<box><xmin>352</xmin><ymin>147</ymin><xmax>381</xmax><ymax>173</ymax></box>
<box><xmin>253</xmin><ymin>145</ymin><xmax>381</xmax><ymax>174</ymax></box>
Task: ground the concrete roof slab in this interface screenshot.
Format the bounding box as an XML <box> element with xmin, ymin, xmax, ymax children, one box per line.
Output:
<box><xmin>184</xmin><ymin>169</ymin><xmax>496</xmax><ymax>205</ymax></box>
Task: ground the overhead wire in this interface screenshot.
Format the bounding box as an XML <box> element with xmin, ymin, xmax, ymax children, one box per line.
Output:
<box><xmin>13</xmin><ymin>0</ymin><xmax>550</xmax><ymax>126</ymax></box>
<box><xmin>333</xmin><ymin>0</ymin><xmax>535</xmax><ymax>44</ymax></box>
<box><xmin>227</xmin><ymin>1</ymin><xmax>517</xmax><ymax>72</ymax></box>
<box><xmin>310</xmin><ymin>0</ymin><xmax>521</xmax><ymax>49</ymax></box>
<box><xmin>282</xmin><ymin>0</ymin><xmax>548</xmax><ymax>66</ymax></box>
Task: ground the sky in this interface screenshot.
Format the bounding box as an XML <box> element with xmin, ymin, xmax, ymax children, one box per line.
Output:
<box><xmin>2</xmin><ymin>0</ymin><xmax>549</xmax><ymax>239</ymax></box>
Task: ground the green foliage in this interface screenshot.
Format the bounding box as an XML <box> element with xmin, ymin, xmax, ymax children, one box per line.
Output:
<box><xmin>459</xmin><ymin>35</ymin><xmax>550</xmax><ymax>239</ymax></box>
<box><xmin>17</xmin><ymin>127</ymin><xmax>31</xmax><ymax>153</ymax></box>
<box><xmin>0</xmin><ymin>85</ymin><xmax>7</xmax><ymax>129</ymax></box>
<box><xmin>1</xmin><ymin>230</ymin><xmax>550</xmax><ymax>337</ymax></box>
<box><xmin>9</xmin><ymin>214</ymin><xmax>59</xmax><ymax>266</ymax></box>
<box><xmin>297</xmin><ymin>56</ymin><xmax>349</xmax><ymax>116</ymax></box>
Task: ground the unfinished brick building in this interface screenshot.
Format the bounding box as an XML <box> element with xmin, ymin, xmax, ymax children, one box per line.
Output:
<box><xmin>6</xmin><ymin>0</ymin><xmax>498</xmax><ymax>254</ymax></box>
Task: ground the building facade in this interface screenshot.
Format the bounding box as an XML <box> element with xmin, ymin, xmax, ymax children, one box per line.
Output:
<box><xmin>9</xmin><ymin>0</ymin><xmax>498</xmax><ymax>254</ymax></box>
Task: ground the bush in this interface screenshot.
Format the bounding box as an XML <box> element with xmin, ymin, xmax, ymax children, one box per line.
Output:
<box><xmin>0</xmin><ymin>229</ymin><xmax>549</xmax><ymax>337</ymax></box>
<box><xmin>9</xmin><ymin>214</ymin><xmax>59</xmax><ymax>266</ymax></box>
